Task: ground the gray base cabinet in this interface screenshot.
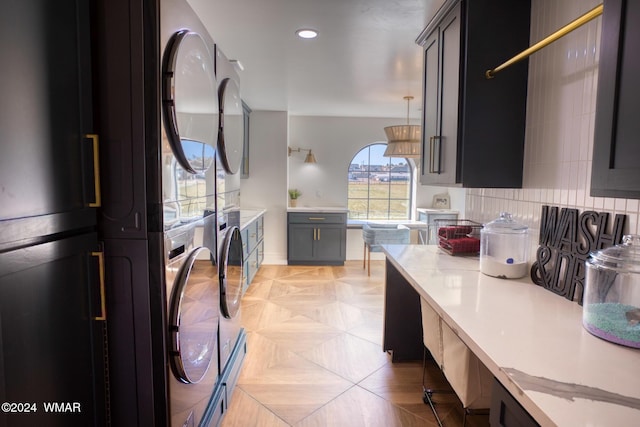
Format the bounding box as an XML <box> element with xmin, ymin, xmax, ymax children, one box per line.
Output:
<box><xmin>287</xmin><ymin>212</ymin><xmax>346</xmax><ymax>265</ymax></box>
<box><xmin>242</xmin><ymin>214</ymin><xmax>264</xmax><ymax>293</ymax></box>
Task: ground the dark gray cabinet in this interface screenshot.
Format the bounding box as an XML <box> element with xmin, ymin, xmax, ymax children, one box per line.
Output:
<box><xmin>490</xmin><ymin>379</ymin><xmax>540</xmax><ymax>427</ymax></box>
<box><xmin>287</xmin><ymin>212</ymin><xmax>346</xmax><ymax>265</ymax></box>
<box><xmin>0</xmin><ymin>0</ymin><xmax>96</xmax><ymax>225</ymax></box>
<box><xmin>417</xmin><ymin>0</ymin><xmax>531</xmax><ymax>188</ymax></box>
<box><xmin>591</xmin><ymin>0</ymin><xmax>640</xmax><ymax>199</ymax></box>
<box><xmin>93</xmin><ymin>0</ymin><xmax>167</xmax><ymax>423</ymax></box>
<box><xmin>0</xmin><ymin>234</ymin><xmax>106</xmax><ymax>426</ymax></box>
<box><xmin>383</xmin><ymin>259</ymin><xmax>424</xmax><ymax>362</ymax></box>
<box><xmin>0</xmin><ymin>1</ymin><xmax>107</xmax><ymax>425</ymax></box>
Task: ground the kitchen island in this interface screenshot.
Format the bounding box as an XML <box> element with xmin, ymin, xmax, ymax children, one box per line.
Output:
<box><xmin>382</xmin><ymin>244</ymin><xmax>640</xmax><ymax>426</ymax></box>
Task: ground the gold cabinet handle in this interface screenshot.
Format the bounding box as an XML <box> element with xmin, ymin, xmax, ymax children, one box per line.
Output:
<box><xmin>92</xmin><ymin>251</ymin><xmax>106</xmax><ymax>320</ymax></box>
<box><xmin>317</xmin><ymin>228</ymin><xmax>321</xmax><ymax>240</ymax></box>
<box><xmin>429</xmin><ymin>136</ymin><xmax>441</xmax><ymax>174</ymax></box>
<box><xmin>308</xmin><ymin>217</ymin><xmax>325</xmax><ymax>221</ymax></box>
<box><xmin>86</xmin><ymin>134</ymin><xmax>102</xmax><ymax>207</ymax></box>
<box><xmin>429</xmin><ymin>136</ymin><xmax>435</xmax><ymax>173</ymax></box>
<box><xmin>313</xmin><ymin>228</ymin><xmax>317</xmax><ymax>240</ymax></box>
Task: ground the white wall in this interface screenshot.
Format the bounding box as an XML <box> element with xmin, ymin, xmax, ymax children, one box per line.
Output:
<box><xmin>289</xmin><ymin>116</ymin><xmax>465</xmax><ymax>260</ymax></box>
<box><xmin>287</xmin><ymin>115</ymin><xmax>466</xmax><ymax>213</ymax></box>
<box><xmin>288</xmin><ymin>116</ymin><xmax>405</xmax><ymax>207</ymax></box>
<box><xmin>240</xmin><ymin>111</ymin><xmax>289</xmax><ymax>264</ymax></box>
<box><xmin>466</xmin><ymin>0</ymin><xmax>640</xmax><ymax>264</ymax></box>
<box><xmin>243</xmin><ymin>114</ymin><xmax>465</xmax><ymax>262</ymax></box>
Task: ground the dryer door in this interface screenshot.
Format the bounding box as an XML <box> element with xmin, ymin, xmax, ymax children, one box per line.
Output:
<box><xmin>162</xmin><ymin>30</ymin><xmax>218</xmax><ymax>174</ymax></box>
<box><xmin>219</xmin><ymin>226</ymin><xmax>244</xmax><ymax>318</ymax></box>
<box><xmin>217</xmin><ymin>77</ymin><xmax>244</xmax><ymax>175</ymax></box>
<box><xmin>168</xmin><ymin>246</ymin><xmax>220</xmax><ymax>384</ymax></box>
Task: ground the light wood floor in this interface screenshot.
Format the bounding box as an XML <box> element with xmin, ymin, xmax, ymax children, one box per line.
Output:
<box><xmin>222</xmin><ymin>261</ymin><xmax>490</xmax><ymax>427</ymax></box>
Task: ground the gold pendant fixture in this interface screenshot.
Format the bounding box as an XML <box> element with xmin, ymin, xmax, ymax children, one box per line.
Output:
<box><xmin>383</xmin><ymin>96</ymin><xmax>421</xmax><ymax>158</ymax></box>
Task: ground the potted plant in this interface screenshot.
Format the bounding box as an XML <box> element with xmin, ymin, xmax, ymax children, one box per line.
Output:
<box><xmin>288</xmin><ymin>188</ymin><xmax>301</xmax><ymax>207</ymax></box>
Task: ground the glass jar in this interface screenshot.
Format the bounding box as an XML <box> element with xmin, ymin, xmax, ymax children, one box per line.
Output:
<box><xmin>583</xmin><ymin>234</ymin><xmax>640</xmax><ymax>348</ymax></box>
<box><xmin>480</xmin><ymin>212</ymin><xmax>529</xmax><ymax>279</ymax></box>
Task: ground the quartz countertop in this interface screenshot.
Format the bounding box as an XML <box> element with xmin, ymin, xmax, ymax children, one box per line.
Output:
<box><xmin>351</xmin><ymin>219</ymin><xmax>429</xmax><ymax>229</ymax></box>
<box><xmin>382</xmin><ymin>244</ymin><xmax>640</xmax><ymax>427</ymax></box>
<box><xmin>287</xmin><ymin>206</ymin><xmax>348</xmax><ymax>213</ymax></box>
<box><xmin>239</xmin><ymin>209</ymin><xmax>266</xmax><ymax>230</ymax></box>
<box><xmin>416</xmin><ymin>207</ymin><xmax>459</xmax><ymax>215</ymax></box>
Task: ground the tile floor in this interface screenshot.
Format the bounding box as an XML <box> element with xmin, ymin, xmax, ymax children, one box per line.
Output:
<box><xmin>221</xmin><ymin>261</ymin><xmax>490</xmax><ymax>427</ymax></box>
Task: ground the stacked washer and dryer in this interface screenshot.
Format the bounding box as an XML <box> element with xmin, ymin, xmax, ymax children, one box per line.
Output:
<box><xmin>160</xmin><ymin>0</ymin><xmax>246</xmax><ymax>425</ymax></box>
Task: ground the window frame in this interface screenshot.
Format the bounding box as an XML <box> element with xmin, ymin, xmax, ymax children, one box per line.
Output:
<box><xmin>347</xmin><ymin>143</ymin><xmax>414</xmax><ymax>221</ymax></box>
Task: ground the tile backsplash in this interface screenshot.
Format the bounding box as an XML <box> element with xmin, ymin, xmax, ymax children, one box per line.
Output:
<box><xmin>465</xmin><ymin>0</ymin><xmax>640</xmax><ymax>253</ymax></box>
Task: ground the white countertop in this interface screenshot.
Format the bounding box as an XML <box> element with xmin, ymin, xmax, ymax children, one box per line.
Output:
<box><xmin>287</xmin><ymin>206</ymin><xmax>348</xmax><ymax>213</ymax></box>
<box><xmin>416</xmin><ymin>207</ymin><xmax>459</xmax><ymax>215</ymax></box>
<box><xmin>382</xmin><ymin>244</ymin><xmax>640</xmax><ymax>427</ymax></box>
<box><xmin>239</xmin><ymin>209</ymin><xmax>265</xmax><ymax>230</ymax></box>
<box><xmin>356</xmin><ymin>219</ymin><xmax>429</xmax><ymax>229</ymax></box>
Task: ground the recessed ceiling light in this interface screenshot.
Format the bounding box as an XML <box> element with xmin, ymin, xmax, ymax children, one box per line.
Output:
<box><xmin>296</xmin><ymin>29</ymin><xmax>318</xmax><ymax>39</ymax></box>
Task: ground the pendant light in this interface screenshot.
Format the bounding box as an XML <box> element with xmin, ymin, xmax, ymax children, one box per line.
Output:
<box><xmin>383</xmin><ymin>96</ymin><xmax>421</xmax><ymax>158</ymax></box>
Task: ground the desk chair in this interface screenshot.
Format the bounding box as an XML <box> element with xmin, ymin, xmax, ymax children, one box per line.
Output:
<box><xmin>362</xmin><ymin>223</ymin><xmax>410</xmax><ymax>276</ymax></box>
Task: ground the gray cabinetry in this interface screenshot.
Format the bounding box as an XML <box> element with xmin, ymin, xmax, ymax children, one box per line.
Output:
<box><xmin>417</xmin><ymin>0</ymin><xmax>531</xmax><ymax>188</ymax></box>
<box><xmin>420</xmin><ymin>5</ymin><xmax>460</xmax><ymax>185</ymax></box>
<box><xmin>591</xmin><ymin>0</ymin><xmax>640</xmax><ymax>199</ymax></box>
<box><xmin>288</xmin><ymin>212</ymin><xmax>347</xmax><ymax>265</ymax></box>
<box><xmin>241</xmin><ymin>213</ymin><xmax>264</xmax><ymax>293</ymax></box>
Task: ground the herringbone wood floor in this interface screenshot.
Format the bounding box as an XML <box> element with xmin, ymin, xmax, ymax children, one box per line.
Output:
<box><xmin>221</xmin><ymin>261</ymin><xmax>490</xmax><ymax>427</ymax></box>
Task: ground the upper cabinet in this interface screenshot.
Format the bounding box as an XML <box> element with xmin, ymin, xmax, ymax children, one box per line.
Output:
<box><xmin>0</xmin><ymin>0</ymin><xmax>97</xmax><ymax>223</ymax></box>
<box><xmin>417</xmin><ymin>0</ymin><xmax>531</xmax><ymax>188</ymax></box>
<box><xmin>591</xmin><ymin>0</ymin><xmax>640</xmax><ymax>199</ymax></box>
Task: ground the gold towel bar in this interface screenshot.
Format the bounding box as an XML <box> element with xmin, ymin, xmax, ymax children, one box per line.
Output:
<box><xmin>486</xmin><ymin>4</ymin><xmax>603</xmax><ymax>79</ymax></box>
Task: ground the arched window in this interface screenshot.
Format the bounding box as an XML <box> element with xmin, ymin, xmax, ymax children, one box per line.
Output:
<box><xmin>347</xmin><ymin>143</ymin><xmax>413</xmax><ymax>220</ymax></box>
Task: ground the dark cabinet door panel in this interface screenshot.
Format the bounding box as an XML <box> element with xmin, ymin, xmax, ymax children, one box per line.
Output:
<box><xmin>0</xmin><ymin>0</ymin><xmax>95</xmax><ymax>221</ymax></box>
<box><xmin>288</xmin><ymin>224</ymin><xmax>316</xmax><ymax>261</ymax></box>
<box><xmin>0</xmin><ymin>233</ymin><xmax>106</xmax><ymax>426</ymax></box>
<box><xmin>592</xmin><ymin>0</ymin><xmax>640</xmax><ymax>198</ymax></box>
<box><xmin>314</xmin><ymin>225</ymin><xmax>346</xmax><ymax>262</ymax></box>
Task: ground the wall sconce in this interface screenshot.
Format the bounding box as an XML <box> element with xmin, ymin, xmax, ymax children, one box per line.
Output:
<box><xmin>288</xmin><ymin>146</ymin><xmax>317</xmax><ymax>163</ymax></box>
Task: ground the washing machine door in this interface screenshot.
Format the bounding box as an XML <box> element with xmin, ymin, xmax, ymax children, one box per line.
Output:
<box><xmin>168</xmin><ymin>246</ymin><xmax>220</xmax><ymax>384</ymax></box>
<box><xmin>162</xmin><ymin>30</ymin><xmax>218</xmax><ymax>174</ymax></box>
<box><xmin>219</xmin><ymin>226</ymin><xmax>244</xmax><ymax>319</ymax></box>
<box><xmin>217</xmin><ymin>77</ymin><xmax>244</xmax><ymax>175</ymax></box>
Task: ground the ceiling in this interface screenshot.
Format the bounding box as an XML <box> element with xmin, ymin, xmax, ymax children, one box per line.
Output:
<box><xmin>187</xmin><ymin>0</ymin><xmax>446</xmax><ymax>119</ymax></box>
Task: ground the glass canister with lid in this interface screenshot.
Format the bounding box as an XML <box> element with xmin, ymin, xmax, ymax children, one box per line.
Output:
<box><xmin>480</xmin><ymin>212</ymin><xmax>529</xmax><ymax>279</ymax></box>
<box><xmin>583</xmin><ymin>234</ymin><xmax>640</xmax><ymax>348</ymax></box>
